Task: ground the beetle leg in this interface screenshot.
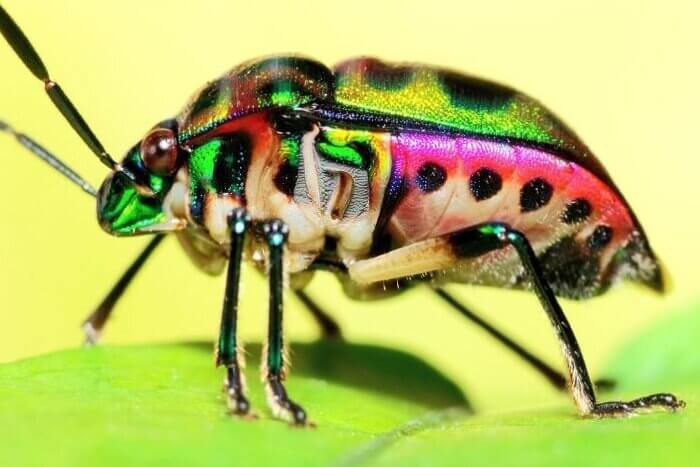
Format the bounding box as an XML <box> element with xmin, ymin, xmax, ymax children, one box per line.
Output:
<box><xmin>294</xmin><ymin>289</ymin><xmax>343</xmax><ymax>340</ymax></box>
<box><xmin>216</xmin><ymin>209</ymin><xmax>253</xmax><ymax>417</ymax></box>
<box><xmin>499</xmin><ymin>226</ymin><xmax>684</xmax><ymax>417</ymax></box>
<box><xmin>0</xmin><ymin>120</ymin><xmax>146</xmax><ymax>344</ymax></box>
<box><xmin>82</xmin><ymin>234</ymin><xmax>166</xmax><ymax>344</ymax></box>
<box><xmin>349</xmin><ymin>223</ymin><xmax>684</xmax><ymax>417</ymax></box>
<box><xmin>262</xmin><ymin>220</ymin><xmax>309</xmax><ymax>426</ymax></box>
<box><xmin>433</xmin><ymin>288</ymin><xmax>615</xmax><ymax>392</ymax></box>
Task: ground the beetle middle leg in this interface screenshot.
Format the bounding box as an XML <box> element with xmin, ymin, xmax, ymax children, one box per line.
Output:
<box><xmin>262</xmin><ymin>220</ymin><xmax>309</xmax><ymax>425</ymax></box>
<box><xmin>294</xmin><ymin>289</ymin><xmax>343</xmax><ymax>340</ymax></box>
<box><xmin>349</xmin><ymin>223</ymin><xmax>684</xmax><ymax>417</ymax></box>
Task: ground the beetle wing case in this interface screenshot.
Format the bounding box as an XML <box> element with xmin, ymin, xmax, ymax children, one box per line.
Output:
<box><xmin>172</xmin><ymin>56</ymin><xmax>662</xmax><ymax>299</ymax></box>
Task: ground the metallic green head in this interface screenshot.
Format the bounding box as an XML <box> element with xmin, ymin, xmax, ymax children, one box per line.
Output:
<box><xmin>97</xmin><ymin>119</ymin><xmax>186</xmax><ymax>236</ymax></box>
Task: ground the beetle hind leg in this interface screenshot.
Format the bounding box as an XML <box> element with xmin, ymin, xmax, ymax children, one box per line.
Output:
<box><xmin>494</xmin><ymin>225</ymin><xmax>684</xmax><ymax>417</ymax></box>
<box><xmin>216</xmin><ymin>209</ymin><xmax>253</xmax><ymax>417</ymax></box>
<box><xmin>262</xmin><ymin>220</ymin><xmax>309</xmax><ymax>426</ymax></box>
<box><xmin>348</xmin><ymin>223</ymin><xmax>684</xmax><ymax>417</ymax></box>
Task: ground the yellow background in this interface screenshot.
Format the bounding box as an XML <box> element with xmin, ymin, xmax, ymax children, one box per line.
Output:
<box><xmin>0</xmin><ymin>0</ymin><xmax>698</xmax><ymax>412</ymax></box>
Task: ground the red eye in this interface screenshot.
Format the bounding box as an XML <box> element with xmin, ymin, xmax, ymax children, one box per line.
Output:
<box><xmin>140</xmin><ymin>128</ymin><xmax>179</xmax><ymax>175</ymax></box>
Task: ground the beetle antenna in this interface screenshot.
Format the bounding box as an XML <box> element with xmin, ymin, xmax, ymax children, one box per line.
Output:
<box><xmin>0</xmin><ymin>6</ymin><xmax>135</xmax><ymax>182</ymax></box>
<box><xmin>1</xmin><ymin>119</ymin><xmax>98</xmax><ymax>197</ymax></box>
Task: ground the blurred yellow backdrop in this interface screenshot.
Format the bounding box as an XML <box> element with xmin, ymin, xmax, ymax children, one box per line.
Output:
<box><xmin>0</xmin><ymin>0</ymin><xmax>698</xmax><ymax>412</ymax></box>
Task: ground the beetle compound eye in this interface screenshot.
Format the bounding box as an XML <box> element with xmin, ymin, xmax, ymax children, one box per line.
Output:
<box><xmin>141</xmin><ymin>128</ymin><xmax>179</xmax><ymax>175</ymax></box>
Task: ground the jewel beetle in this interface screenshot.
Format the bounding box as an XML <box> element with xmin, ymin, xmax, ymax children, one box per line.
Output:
<box><xmin>0</xmin><ymin>5</ymin><xmax>684</xmax><ymax>425</ymax></box>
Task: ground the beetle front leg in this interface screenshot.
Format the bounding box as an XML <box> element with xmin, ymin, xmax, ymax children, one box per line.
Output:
<box><xmin>262</xmin><ymin>220</ymin><xmax>309</xmax><ymax>426</ymax></box>
<box><xmin>83</xmin><ymin>234</ymin><xmax>166</xmax><ymax>344</ymax></box>
<box><xmin>216</xmin><ymin>209</ymin><xmax>252</xmax><ymax>417</ymax></box>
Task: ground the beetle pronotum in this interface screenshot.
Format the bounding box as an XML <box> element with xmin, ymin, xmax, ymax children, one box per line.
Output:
<box><xmin>0</xmin><ymin>6</ymin><xmax>684</xmax><ymax>425</ymax></box>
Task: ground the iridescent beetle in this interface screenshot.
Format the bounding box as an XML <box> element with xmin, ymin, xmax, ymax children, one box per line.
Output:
<box><xmin>0</xmin><ymin>6</ymin><xmax>684</xmax><ymax>425</ymax></box>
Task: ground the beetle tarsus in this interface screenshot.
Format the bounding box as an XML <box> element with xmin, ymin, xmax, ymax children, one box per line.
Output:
<box><xmin>266</xmin><ymin>376</ymin><xmax>309</xmax><ymax>426</ymax></box>
<box><xmin>224</xmin><ymin>365</ymin><xmax>253</xmax><ymax>417</ymax></box>
<box><xmin>590</xmin><ymin>394</ymin><xmax>685</xmax><ymax>418</ymax></box>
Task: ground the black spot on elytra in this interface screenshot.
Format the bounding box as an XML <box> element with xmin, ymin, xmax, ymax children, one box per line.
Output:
<box><xmin>213</xmin><ymin>133</ymin><xmax>251</xmax><ymax>196</ymax></box>
<box><xmin>561</xmin><ymin>198</ymin><xmax>592</xmax><ymax>224</ymax></box>
<box><xmin>439</xmin><ymin>71</ymin><xmax>514</xmax><ymax>111</ymax></box>
<box><xmin>520</xmin><ymin>178</ymin><xmax>553</xmax><ymax>212</ymax></box>
<box><xmin>538</xmin><ymin>236</ymin><xmax>601</xmax><ymax>299</ymax></box>
<box><xmin>415</xmin><ymin>162</ymin><xmax>446</xmax><ymax>193</ymax></box>
<box><xmin>274</xmin><ymin>160</ymin><xmax>298</xmax><ymax>196</ymax></box>
<box><xmin>244</xmin><ymin>57</ymin><xmax>334</xmax><ymax>91</ymax></box>
<box><xmin>364</xmin><ymin>60</ymin><xmax>415</xmax><ymax>90</ymax></box>
<box><xmin>587</xmin><ymin>225</ymin><xmax>613</xmax><ymax>252</ymax></box>
<box><xmin>190</xmin><ymin>81</ymin><xmax>222</xmax><ymax>116</ymax></box>
<box><xmin>469</xmin><ymin>167</ymin><xmax>502</xmax><ymax>201</ymax></box>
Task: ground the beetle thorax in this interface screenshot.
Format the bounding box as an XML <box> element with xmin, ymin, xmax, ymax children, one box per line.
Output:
<box><xmin>173</xmin><ymin>118</ymin><xmax>392</xmax><ymax>274</ymax></box>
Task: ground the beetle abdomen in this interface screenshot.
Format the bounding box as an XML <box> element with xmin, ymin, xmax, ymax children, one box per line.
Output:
<box><xmin>384</xmin><ymin>132</ymin><xmax>660</xmax><ymax>298</ymax></box>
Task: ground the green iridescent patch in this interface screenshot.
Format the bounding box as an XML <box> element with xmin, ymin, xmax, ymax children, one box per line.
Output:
<box><xmin>333</xmin><ymin>60</ymin><xmax>585</xmax><ymax>155</ymax></box>
<box><xmin>280</xmin><ymin>137</ymin><xmax>300</xmax><ymax>166</ymax></box>
<box><xmin>267</xmin><ymin>80</ymin><xmax>300</xmax><ymax>107</ymax></box>
<box><xmin>315</xmin><ymin>128</ymin><xmax>376</xmax><ymax>171</ymax></box>
<box><xmin>98</xmin><ymin>173</ymin><xmax>166</xmax><ymax>235</ymax></box>
<box><xmin>317</xmin><ymin>142</ymin><xmax>363</xmax><ymax>167</ymax></box>
<box><xmin>189</xmin><ymin>138</ymin><xmax>222</xmax><ymax>194</ymax></box>
<box><xmin>187</xmin><ymin>135</ymin><xmax>251</xmax><ymax>224</ymax></box>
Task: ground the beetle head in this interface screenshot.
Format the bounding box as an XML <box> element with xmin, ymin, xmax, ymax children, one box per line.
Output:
<box><xmin>97</xmin><ymin>119</ymin><xmax>187</xmax><ymax>235</ymax></box>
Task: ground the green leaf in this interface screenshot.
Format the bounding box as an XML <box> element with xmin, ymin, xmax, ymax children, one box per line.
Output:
<box><xmin>1</xmin><ymin>308</ymin><xmax>699</xmax><ymax>467</ymax></box>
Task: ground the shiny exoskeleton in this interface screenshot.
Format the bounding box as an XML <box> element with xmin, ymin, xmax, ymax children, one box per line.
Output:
<box><xmin>0</xmin><ymin>5</ymin><xmax>683</xmax><ymax>425</ymax></box>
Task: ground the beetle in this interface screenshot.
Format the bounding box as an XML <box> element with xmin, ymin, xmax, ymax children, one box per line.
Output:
<box><xmin>0</xmin><ymin>6</ymin><xmax>684</xmax><ymax>425</ymax></box>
